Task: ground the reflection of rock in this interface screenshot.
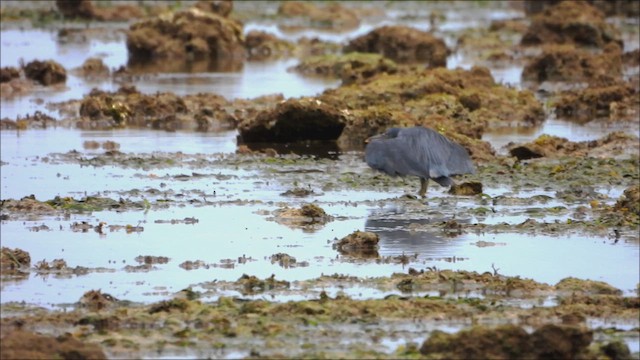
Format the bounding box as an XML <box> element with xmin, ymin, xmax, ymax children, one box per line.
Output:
<box><xmin>365</xmin><ymin>212</ymin><xmax>458</xmax><ymax>255</ymax></box>
<box><xmin>345</xmin><ymin>25</ymin><xmax>450</xmax><ymax>67</ymax></box>
<box><xmin>421</xmin><ymin>324</ymin><xmax>594</xmax><ymax>360</ymax></box>
<box><xmin>333</xmin><ymin>231</ymin><xmax>379</xmax><ymax>258</ymax></box>
<box><xmin>126</xmin><ymin>6</ymin><xmax>244</xmax><ymax>69</ymax></box>
<box><xmin>521</xmin><ymin>1</ymin><xmax>622</xmax><ymax>49</ymax></box>
<box><xmin>24</xmin><ymin>60</ymin><xmax>67</xmax><ymax>86</ymax></box>
<box><xmin>522</xmin><ymin>44</ymin><xmax>622</xmax><ymax>83</ymax></box>
<box><xmin>237</xmin><ymin>98</ymin><xmax>346</xmax><ymax>143</ymax></box>
<box><xmin>508</xmin><ymin>132</ymin><xmax>639</xmax><ymax>160</ymax></box>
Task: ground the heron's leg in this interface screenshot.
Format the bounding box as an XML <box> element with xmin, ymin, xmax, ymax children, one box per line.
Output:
<box><xmin>419</xmin><ymin>178</ymin><xmax>428</xmax><ymax>198</ymax></box>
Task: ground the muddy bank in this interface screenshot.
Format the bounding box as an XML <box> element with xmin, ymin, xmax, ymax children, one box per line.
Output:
<box><xmin>1</xmin><ymin>269</ymin><xmax>637</xmax><ymax>359</ymax></box>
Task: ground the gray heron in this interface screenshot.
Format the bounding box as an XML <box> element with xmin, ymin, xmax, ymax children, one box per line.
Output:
<box><xmin>365</xmin><ymin>126</ymin><xmax>475</xmax><ymax>197</ymax></box>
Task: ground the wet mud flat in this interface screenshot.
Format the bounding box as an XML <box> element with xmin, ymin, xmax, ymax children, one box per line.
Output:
<box><xmin>1</xmin><ymin>149</ymin><xmax>639</xmax><ymax>359</ymax></box>
<box><xmin>1</xmin><ymin>0</ymin><xmax>640</xmax><ymax>359</ymax></box>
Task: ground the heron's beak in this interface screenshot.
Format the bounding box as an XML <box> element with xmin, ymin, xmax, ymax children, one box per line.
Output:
<box><xmin>364</xmin><ymin>134</ymin><xmax>383</xmax><ymax>144</ymax></box>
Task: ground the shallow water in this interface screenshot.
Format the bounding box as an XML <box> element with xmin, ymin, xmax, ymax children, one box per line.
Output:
<box><xmin>1</xmin><ymin>2</ymin><xmax>639</xmax><ymax>311</ymax></box>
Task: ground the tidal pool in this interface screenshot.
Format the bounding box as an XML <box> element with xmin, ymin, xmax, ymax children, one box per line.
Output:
<box><xmin>0</xmin><ymin>3</ymin><xmax>640</xmax><ymax>320</ymax></box>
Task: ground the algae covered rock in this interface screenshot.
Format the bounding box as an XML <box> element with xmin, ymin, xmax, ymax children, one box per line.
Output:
<box><xmin>126</xmin><ymin>6</ymin><xmax>244</xmax><ymax>68</ymax></box>
<box><xmin>1</xmin><ymin>247</ymin><xmax>31</xmax><ymax>275</ymax></box>
<box><xmin>522</xmin><ymin>43</ymin><xmax>622</xmax><ymax>83</ymax></box>
<box><xmin>333</xmin><ymin>230</ymin><xmax>379</xmax><ymax>258</ymax></box>
<box><xmin>318</xmin><ymin>66</ymin><xmax>542</xmax><ymax>158</ymax></box>
<box><xmin>245</xmin><ymin>30</ymin><xmax>294</xmax><ymax>60</ymax></box>
<box><xmin>521</xmin><ymin>1</ymin><xmax>622</xmax><ymax>48</ymax></box>
<box><xmin>420</xmin><ymin>324</ymin><xmax>594</xmax><ymax>359</ymax></box>
<box><xmin>291</xmin><ymin>52</ymin><xmax>397</xmax><ymax>85</ymax></box>
<box><xmin>345</xmin><ymin>25</ymin><xmax>450</xmax><ymax>67</ymax></box>
<box><xmin>508</xmin><ymin>132</ymin><xmax>639</xmax><ymax>160</ymax></box>
<box><xmin>24</xmin><ymin>60</ymin><xmax>67</xmax><ymax>86</ymax></box>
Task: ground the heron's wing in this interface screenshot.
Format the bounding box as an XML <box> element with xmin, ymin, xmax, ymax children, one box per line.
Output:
<box><xmin>365</xmin><ymin>138</ymin><xmax>427</xmax><ymax>178</ymax></box>
<box><xmin>399</xmin><ymin>127</ymin><xmax>475</xmax><ymax>178</ymax></box>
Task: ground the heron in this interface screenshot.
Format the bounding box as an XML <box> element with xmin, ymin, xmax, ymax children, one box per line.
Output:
<box><xmin>365</xmin><ymin>126</ymin><xmax>475</xmax><ymax>197</ymax></box>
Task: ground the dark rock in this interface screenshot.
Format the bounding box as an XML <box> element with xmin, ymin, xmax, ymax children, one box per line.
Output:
<box><xmin>0</xmin><ymin>67</ymin><xmax>20</xmax><ymax>83</ymax></box>
<box><xmin>449</xmin><ymin>181</ymin><xmax>483</xmax><ymax>195</ymax></box>
<box><xmin>237</xmin><ymin>98</ymin><xmax>346</xmax><ymax>143</ymax></box>
<box><xmin>24</xmin><ymin>60</ymin><xmax>67</xmax><ymax>86</ymax></box>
